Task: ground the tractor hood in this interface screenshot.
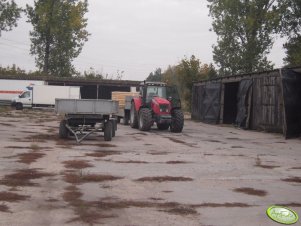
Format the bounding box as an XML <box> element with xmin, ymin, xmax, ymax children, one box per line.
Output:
<box><xmin>152</xmin><ymin>96</ymin><xmax>170</xmax><ymax>105</ymax></box>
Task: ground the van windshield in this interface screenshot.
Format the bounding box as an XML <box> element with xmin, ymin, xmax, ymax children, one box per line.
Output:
<box><xmin>19</xmin><ymin>91</ymin><xmax>30</xmax><ymax>98</ymax></box>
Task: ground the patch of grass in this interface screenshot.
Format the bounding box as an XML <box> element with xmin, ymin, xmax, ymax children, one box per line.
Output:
<box><xmin>255</xmin><ymin>156</ymin><xmax>280</xmax><ymax>169</ymax></box>
<box><xmin>0</xmin><ymin>191</ymin><xmax>29</xmax><ymax>202</ymax></box>
<box><xmin>64</xmin><ymin>173</ymin><xmax>123</xmax><ymax>184</ymax></box>
<box><xmin>63</xmin><ymin>160</ymin><xmax>93</xmax><ymax>169</ymax></box>
<box><xmin>233</xmin><ymin>187</ymin><xmax>267</xmax><ymax>197</ymax></box>
<box><xmin>30</xmin><ymin>143</ymin><xmax>41</xmax><ymax>151</ymax></box>
<box><xmin>135</xmin><ymin>176</ymin><xmax>193</xmax><ymax>182</ymax></box>
<box><xmin>0</xmin><ymin>169</ymin><xmax>54</xmax><ymax>187</ymax></box>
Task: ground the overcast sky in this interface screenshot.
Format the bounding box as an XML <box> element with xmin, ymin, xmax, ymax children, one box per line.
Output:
<box><xmin>0</xmin><ymin>0</ymin><xmax>286</xmax><ymax>80</ymax></box>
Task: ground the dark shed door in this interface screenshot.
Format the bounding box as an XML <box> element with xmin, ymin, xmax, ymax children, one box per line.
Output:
<box><xmin>235</xmin><ymin>79</ymin><xmax>253</xmax><ymax>128</ymax></box>
<box><xmin>202</xmin><ymin>83</ymin><xmax>221</xmax><ymax>124</ymax></box>
<box><xmin>281</xmin><ymin>69</ymin><xmax>301</xmax><ymax>138</ymax></box>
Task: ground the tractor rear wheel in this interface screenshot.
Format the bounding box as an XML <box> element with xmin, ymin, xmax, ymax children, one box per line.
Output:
<box><xmin>170</xmin><ymin>109</ymin><xmax>184</xmax><ymax>133</ymax></box>
<box><xmin>138</xmin><ymin>108</ymin><xmax>152</xmax><ymax>131</ymax></box>
<box><xmin>130</xmin><ymin>102</ymin><xmax>138</xmax><ymax>128</ymax></box>
<box><xmin>157</xmin><ymin>123</ymin><xmax>169</xmax><ymax>130</ymax></box>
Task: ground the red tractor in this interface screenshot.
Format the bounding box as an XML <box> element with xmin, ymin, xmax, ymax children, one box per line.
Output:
<box><xmin>130</xmin><ymin>81</ymin><xmax>184</xmax><ymax>132</ymax></box>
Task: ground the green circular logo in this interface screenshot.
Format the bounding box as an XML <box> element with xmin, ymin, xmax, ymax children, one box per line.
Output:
<box><xmin>267</xmin><ymin>206</ymin><xmax>299</xmax><ymax>225</ymax></box>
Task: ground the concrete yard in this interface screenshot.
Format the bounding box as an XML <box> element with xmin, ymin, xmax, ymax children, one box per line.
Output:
<box><xmin>0</xmin><ymin>108</ymin><xmax>300</xmax><ymax>226</ymax></box>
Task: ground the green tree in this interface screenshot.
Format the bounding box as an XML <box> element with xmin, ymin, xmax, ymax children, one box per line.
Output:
<box><xmin>160</xmin><ymin>56</ymin><xmax>215</xmax><ymax>111</ymax></box>
<box><xmin>146</xmin><ymin>68</ymin><xmax>163</xmax><ymax>82</ymax></box>
<box><xmin>281</xmin><ymin>0</ymin><xmax>301</xmax><ymax>66</ymax></box>
<box><xmin>0</xmin><ymin>0</ymin><xmax>22</xmax><ymax>36</ymax></box>
<box><xmin>207</xmin><ymin>0</ymin><xmax>282</xmax><ymax>75</ymax></box>
<box><xmin>26</xmin><ymin>0</ymin><xmax>89</xmax><ymax>77</ymax></box>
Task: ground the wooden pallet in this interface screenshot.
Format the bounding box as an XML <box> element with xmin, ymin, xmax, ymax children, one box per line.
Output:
<box><xmin>111</xmin><ymin>91</ymin><xmax>139</xmax><ymax>108</ymax></box>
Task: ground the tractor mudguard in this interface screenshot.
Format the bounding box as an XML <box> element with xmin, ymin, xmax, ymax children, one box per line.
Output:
<box><xmin>132</xmin><ymin>97</ymin><xmax>142</xmax><ymax>112</ymax></box>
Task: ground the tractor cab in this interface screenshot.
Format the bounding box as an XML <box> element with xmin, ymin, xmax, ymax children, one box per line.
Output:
<box><xmin>139</xmin><ymin>82</ymin><xmax>181</xmax><ymax>109</ymax></box>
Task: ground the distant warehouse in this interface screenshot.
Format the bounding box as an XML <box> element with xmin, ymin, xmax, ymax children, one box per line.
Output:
<box><xmin>0</xmin><ymin>75</ymin><xmax>139</xmax><ymax>104</ymax></box>
<box><xmin>191</xmin><ymin>66</ymin><xmax>301</xmax><ymax>138</ymax></box>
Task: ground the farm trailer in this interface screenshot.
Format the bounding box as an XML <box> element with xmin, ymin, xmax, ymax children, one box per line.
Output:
<box><xmin>55</xmin><ymin>99</ymin><xmax>118</xmax><ymax>143</ymax></box>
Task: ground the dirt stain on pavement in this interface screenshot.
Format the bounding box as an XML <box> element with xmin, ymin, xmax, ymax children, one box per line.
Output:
<box><xmin>63</xmin><ymin>160</ymin><xmax>93</xmax><ymax>169</ymax></box>
<box><xmin>64</xmin><ymin>173</ymin><xmax>123</xmax><ymax>184</ymax></box>
<box><xmin>95</xmin><ymin>143</ymin><xmax>117</xmax><ymax>148</ymax></box>
<box><xmin>63</xmin><ymin>186</ymin><xmax>114</xmax><ymax>225</ymax></box>
<box><xmin>0</xmin><ymin>191</ymin><xmax>29</xmax><ymax>202</ymax></box>
<box><xmin>0</xmin><ymin>169</ymin><xmax>54</xmax><ymax>187</ymax></box>
<box><xmin>114</xmin><ymin>160</ymin><xmax>149</xmax><ymax>164</ymax></box>
<box><xmin>0</xmin><ymin>204</ymin><xmax>10</xmax><ymax>213</ymax></box>
<box><xmin>166</xmin><ymin>161</ymin><xmax>189</xmax><ymax>164</ymax></box>
<box><xmin>160</xmin><ymin>206</ymin><xmax>198</xmax><ymax>215</ymax></box>
<box><xmin>233</xmin><ymin>187</ymin><xmax>267</xmax><ymax>196</ymax></box>
<box><xmin>85</xmin><ymin>151</ymin><xmax>121</xmax><ymax>158</ymax></box>
<box><xmin>17</xmin><ymin>152</ymin><xmax>45</xmax><ymax>164</ymax></box>
<box><xmin>290</xmin><ymin>167</ymin><xmax>301</xmax><ymax>170</ymax></box>
<box><xmin>147</xmin><ymin>150</ymin><xmax>170</xmax><ymax>155</ymax></box>
<box><xmin>281</xmin><ymin>177</ymin><xmax>301</xmax><ymax>183</ymax></box>
<box><xmin>135</xmin><ymin>176</ymin><xmax>193</xmax><ymax>182</ymax></box>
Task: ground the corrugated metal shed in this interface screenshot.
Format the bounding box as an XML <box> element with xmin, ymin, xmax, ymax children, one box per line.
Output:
<box><xmin>192</xmin><ymin>67</ymin><xmax>301</xmax><ymax>138</ymax></box>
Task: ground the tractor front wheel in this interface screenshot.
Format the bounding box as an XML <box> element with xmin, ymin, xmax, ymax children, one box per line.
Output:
<box><xmin>138</xmin><ymin>108</ymin><xmax>152</xmax><ymax>131</ymax></box>
<box><xmin>130</xmin><ymin>102</ymin><xmax>138</xmax><ymax>128</ymax></box>
<box><xmin>170</xmin><ymin>109</ymin><xmax>184</xmax><ymax>133</ymax></box>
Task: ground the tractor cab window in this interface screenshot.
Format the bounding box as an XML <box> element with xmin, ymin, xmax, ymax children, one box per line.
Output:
<box><xmin>146</xmin><ymin>86</ymin><xmax>166</xmax><ymax>102</ymax></box>
<box><xmin>19</xmin><ymin>91</ymin><xmax>30</xmax><ymax>98</ymax></box>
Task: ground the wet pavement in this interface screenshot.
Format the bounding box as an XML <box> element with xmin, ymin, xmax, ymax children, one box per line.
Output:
<box><xmin>0</xmin><ymin>108</ymin><xmax>300</xmax><ymax>226</ymax></box>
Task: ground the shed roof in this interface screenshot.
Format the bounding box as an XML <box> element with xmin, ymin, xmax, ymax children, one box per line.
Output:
<box><xmin>0</xmin><ymin>74</ymin><xmax>140</xmax><ymax>87</ymax></box>
<box><xmin>193</xmin><ymin>66</ymin><xmax>301</xmax><ymax>85</ymax></box>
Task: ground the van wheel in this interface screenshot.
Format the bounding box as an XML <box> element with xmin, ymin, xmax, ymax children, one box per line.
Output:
<box><xmin>15</xmin><ymin>103</ymin><xmax>23</xmax><ymax>110</ymax></box>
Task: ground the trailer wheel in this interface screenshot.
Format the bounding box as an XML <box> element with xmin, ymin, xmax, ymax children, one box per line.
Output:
<box><xmin>104</xmin><ymin>121</ymin><xmax>113</xmax><ymax>141</ymax></box>
<box><xmin>138</xmin><ymin>108</ymin><xmax>152</xmax><ymax>131</ymax></box>
<box><xmin>130</xmin><ymin>102</ymin><xmax>138</xmax><ymax>128</ymax></box>
<box><xmin>170</xmin><ymin>109</ymin><xmax>184</xmax><ymax>133</ymax></box>
<box><xmin>15</xmin><ymin>103</ymin><xmax>23</xmax><ymax>110</ymax></box>
<box><xmin>59</xmin><ymin>120</ymin><xmax>68</xmax><ymax>139</ymax></box>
